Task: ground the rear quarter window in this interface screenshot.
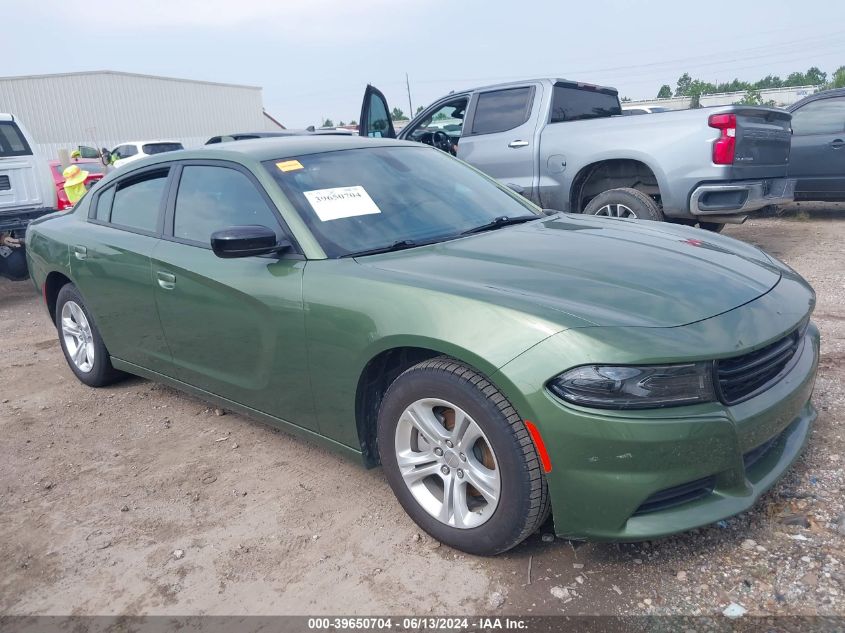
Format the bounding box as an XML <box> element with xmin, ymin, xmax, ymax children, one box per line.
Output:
<box><xmin>0</xmin><ymin>121</ymin><xmax>32</xmax><ymax>157</ymax></box>
<box><xmin>550</xmin><ymin>85</ymin><xmax>621</xmax><ymax>123</ymax></box>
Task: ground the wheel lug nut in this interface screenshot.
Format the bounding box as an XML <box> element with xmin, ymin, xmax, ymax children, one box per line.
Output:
<box><xmin>446</xmin><ymin>440</ymin><xmax>453</xmax><ymax>448</ymax></box>
<box><xmin>459</xmin><ymin>453</ymin><xmax>466</xmax><ymax>461</ymax></box>
<box><xmin>441</xmin><ymin>465</ymin><xmax>450</xmax><ymax>475</ymax></box>
<box><xmin>457</xmin><ymin>469</ymin><xmax>464</xmax><ymax>478</ymax></box>
<box><xmin>434</xmin><ymin>448</ymin><xmax>443</xmax><ymax>456</ymax></box>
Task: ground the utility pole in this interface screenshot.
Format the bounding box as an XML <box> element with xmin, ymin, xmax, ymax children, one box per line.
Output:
<box><xmin>406</xmin><ymin>73</ymin><xmax>413</xmax><ymax>115</ymax></box>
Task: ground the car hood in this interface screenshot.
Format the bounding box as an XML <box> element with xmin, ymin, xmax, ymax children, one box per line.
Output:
<box><xmin>358</xmin><ymin>214</ymin><xmax>782</xmax><ymax>329</ymax></box>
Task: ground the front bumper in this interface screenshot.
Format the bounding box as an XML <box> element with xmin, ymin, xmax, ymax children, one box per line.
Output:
<box><xmin>690</xmin><ymin>178</ymin><xmax>796</xmax><ymax>216</ymax></box>
<box><xmin>493</xmin><ymin>283</ymin><xmax>819</xmax><ymax>540</ymax></box>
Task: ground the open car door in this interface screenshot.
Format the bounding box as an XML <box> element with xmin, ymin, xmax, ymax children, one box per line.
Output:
<box><xmin>359</xmin><ymin>85</ymin><xmax>396</xmax><ymax>139</ymax></box>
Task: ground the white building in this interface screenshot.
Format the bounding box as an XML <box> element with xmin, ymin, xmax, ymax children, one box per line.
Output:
<box><xmin>625</xmin><ymin>85</ymin><xmax>820</xmax><ymax>112</ymax></box>
<box><xmin>0</xmin><ymin>70</ymin><xmax>284</xmax><ymax>158</ymax></box>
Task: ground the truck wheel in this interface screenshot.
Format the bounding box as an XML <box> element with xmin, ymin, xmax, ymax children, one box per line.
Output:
<box><xmin>55</xmin><ymin>283</ymin><xmax>125</xmax><ymax>387</ymax></box>
<box><xmin>698</xmin><ymin>222</ymin><xmax>725</xmax><ymax>233</ymax></box>
<box><xmin>583</xmin><ymin>188</ymin><xmax>663</xmax><ymax>221</ymax></box>
<box><xmin>377</xmin><ymin>357</ymin><xmax>550</xmax><ymax>555</ymax></box>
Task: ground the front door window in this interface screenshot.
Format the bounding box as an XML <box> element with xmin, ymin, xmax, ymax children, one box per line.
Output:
<box><xmin>406</xmin><ymin>99</ymin><xmax>468</xmax><ymax>155</ymax></box>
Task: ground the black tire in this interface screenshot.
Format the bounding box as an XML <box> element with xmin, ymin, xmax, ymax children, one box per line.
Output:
<box><xmin>377</xmin><ymin>357</ymin><xmax>550</xmax><ymax>555</ymax></box>
<box><xmin>55</xmin><ymin>283</ymin><xmax>124</xmax><ymax>387</ymax></box>
<box><xmin>583</xmin><ymin>187</ymin><xmax>664</xmax><ymax>221</ymax></box>
<box><xmin>698</xmin><ymin>221</ymin><xmax>726</xmax><ymax>233</ymax></box>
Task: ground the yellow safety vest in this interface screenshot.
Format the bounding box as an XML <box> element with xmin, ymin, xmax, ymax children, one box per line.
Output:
<box><xmin>64</xmin><ymin>181</ymin><xmax>87</xmax><ymax>204</ymax></box>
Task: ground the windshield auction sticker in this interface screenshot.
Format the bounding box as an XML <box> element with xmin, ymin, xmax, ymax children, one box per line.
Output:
<box><xmin>304</xmin><ymin>186</ymin><xmax>382</xmax><ymax>222</ymax></box>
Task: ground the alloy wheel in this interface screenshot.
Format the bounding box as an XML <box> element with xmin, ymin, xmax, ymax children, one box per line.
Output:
<box><xmin>594</xmin><ymin>203</ymin><xmax>638</xmax><ymax>218</ymax></box>
<box><xmin>394</xmin><ymin>398</ymin><xmax>500</xmax><ymax>529</ymax></box>
<box><xmin>61</xmin><ymin>301</ymin><xmax>95</xmax><ymax>373</ymax></box>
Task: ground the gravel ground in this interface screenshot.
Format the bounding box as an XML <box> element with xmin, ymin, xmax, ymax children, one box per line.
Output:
<box><xmin>0</xmin><ymin>207</ymin><xmax>843</xmax><ymax>618</ymax></box>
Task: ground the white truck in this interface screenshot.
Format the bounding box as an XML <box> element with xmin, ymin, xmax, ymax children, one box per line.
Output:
<box><xmin>1</xmin><ymin>113</ymin><xmax>57</xmax><ymax>278</ymax></box>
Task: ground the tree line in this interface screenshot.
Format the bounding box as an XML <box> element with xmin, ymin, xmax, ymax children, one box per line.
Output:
<box><xmin>655</xmin><ymin>65</ymin><xmax>845</xmax><ymax>103</ymax></box>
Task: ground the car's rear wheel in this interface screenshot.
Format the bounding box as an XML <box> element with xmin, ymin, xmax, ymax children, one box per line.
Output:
<box><xmin>583</xmin><ymin>187</ymin><xmax>664</xmax><ymax>221</ymax></box>
<box><xmin>55</xmin><ymin>283</ymin><xmax>124</xmax><ymax>387</ymax></box>
<box><xmin>377</xmin><ymin>357</ymin><xmax>549</xmax><ymax>555</ymax></box>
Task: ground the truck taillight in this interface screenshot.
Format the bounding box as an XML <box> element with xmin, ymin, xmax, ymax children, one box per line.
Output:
<box><xmin>709</xmin><ymin>113</ymin><xmax>736</xmax><ymax>165</ymax></box>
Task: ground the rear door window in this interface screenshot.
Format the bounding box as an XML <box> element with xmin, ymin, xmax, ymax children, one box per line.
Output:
<box><xmin>791</xmin><ymin>97</ymin><xmax>845</xmax><ymax>135</ymax></box>
<box><xmin>470</xmin><ymin>87</ymin><xmax>533</xmax><ymax>135</ymax></box>
<box><xmin>550</xmin><ymin>84</ymin><xmax>621</xmax><ymax>123</ymax></box>
<box><xmin>109</xmin><ymin>169</ymin><xmax>169</xmax><ymax>233</ymax></box>
<box><xmin>0</xmin><ymin>121</ymin><xmax>32</xmax><ymax>157</ymax></box>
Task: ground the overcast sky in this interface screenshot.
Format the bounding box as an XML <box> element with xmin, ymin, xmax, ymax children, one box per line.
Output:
<box><xmin>3</xmin><ymin>0</ymin><xmax>844</xmax><ymax>128</ymax></box>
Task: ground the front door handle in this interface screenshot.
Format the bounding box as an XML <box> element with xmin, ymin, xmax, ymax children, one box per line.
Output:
<box><xmin>72</xmin><ymin>246</ymin><xmax>87</xmax><ymax>260</ymax></box>
<box><xmin>831</xmin><ymin>139</ymin><xmax>844</xmax><ymax>149</ymax></box>
<box><xmin>508</xmin><ymin>140</ymin><xmax>529</xmax><ymax>149</ymax></box>
<box><xmin>156</xmin><ymin>271</ymin><xmax>176</xmax><ymax>290</ymax></box>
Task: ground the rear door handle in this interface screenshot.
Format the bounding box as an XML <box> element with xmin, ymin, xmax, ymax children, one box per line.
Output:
<box><xmin>831</xmin><ymin>139</ymin><xmax>844</xmax><ymax>149</ymax></box>
<box><xmin>156</xmin><ymin>271</ymin><xmax>176</xmax><ymax>290</ymax></box>
<box><xmin>72</xmin><ymin>246</ymin><xmax>87</xmax><ymax>260</ymax></box>
<box><xmin>508</xmin><ymin>140</ymin><xmax>529</xmax><ymax>148</ymax></box>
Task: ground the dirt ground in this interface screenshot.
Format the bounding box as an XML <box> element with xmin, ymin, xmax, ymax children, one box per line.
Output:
<box><xmin>1</xmin><ymin>206</ymin><xmax>844</xmax><ymax>618</ymax></box>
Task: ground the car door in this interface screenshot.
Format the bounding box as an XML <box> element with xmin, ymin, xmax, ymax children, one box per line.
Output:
<box><xmin>358</xmin><ymin>84</ymin><xmax>396</xmax><ymax>139</ymax></box>
<box><xmin>790</xmin><ymin>96</ymin><xmax>845</xmax><ymax>201</ymax></box>
<box><xmin>150</xmin><ymin>160</ymin><xmax>317</xmax><ymax>431</ymax></box>
<box><xmin>455</xmin><ymin>83</ymin><xmax>544</xmax><ymax>202</ymax></box>
<box><xmin>70</xmin><ymin>165</ymin><xmax>174</xmax><ymax>373</ymax></box>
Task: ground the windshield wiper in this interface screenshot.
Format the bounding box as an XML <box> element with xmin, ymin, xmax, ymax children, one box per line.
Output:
<box><xmin>460</xmin><ymin>215</ymin><xmax>539</xmax><ymax>235</ymax></box>
<box><xmin>343</xmin><ymin>239</ymin><xmax>420</xmax><ymax>258</ymax></box>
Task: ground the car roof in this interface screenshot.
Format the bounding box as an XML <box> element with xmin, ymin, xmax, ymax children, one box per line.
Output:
<box><xmin>48</xmin><ymin>158</ymin><xmax>101</xmax><ymax>166</ymax></box>
<box><xmin>788</xmin><ymin>88</ymin><xmax>845</xmax><ymax>111</ymax></box>
<box><xmin>462</xmin><ymin>77</ymin><xmax>617</xmax><ymax>95</ymax></box>
<box><xmin>97</xmin><ymin>136</ymin><xmax>425</xmax><ymax>179</ymax></box>
<box><xmin>196</xmin><ymin>134</ymin><xmax>419</xmax><ymax>161</ymax></box>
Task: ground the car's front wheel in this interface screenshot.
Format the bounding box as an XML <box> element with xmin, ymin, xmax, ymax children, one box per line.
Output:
<box><xmin>55</xmin><ymin>283</ymin><xmax>124</xmax><ymax>387</ymax></box>
<box><xmin>377</xmin><ymin>357</ymin><xmax>549</xmax><ymax>555</ymax></box>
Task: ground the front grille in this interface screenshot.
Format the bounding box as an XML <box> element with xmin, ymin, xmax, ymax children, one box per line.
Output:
<box><xmin>633</xmin><ymin>476</ymin><xmax>716</xmax><ymax>516</ymax></box>
<box><xmin>716</xmin><ymin>325</ymin><xmax>805</xmax><ymax>405</ymax></box>
<box><xmin>0</xmin><ymin>175</ymin><xmax>10</xmax><ymax>191</ymax></box>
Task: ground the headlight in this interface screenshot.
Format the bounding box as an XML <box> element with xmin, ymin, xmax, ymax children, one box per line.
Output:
<box><xmin>547</xmin><ymin>363</ymin><xmax>716</xmax><ymax>409</ymax></box>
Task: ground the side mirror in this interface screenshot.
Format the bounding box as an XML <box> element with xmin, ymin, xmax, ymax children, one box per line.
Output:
<box><xmin>210</xmin><ymin>225</ymin><xmax>290</xmax><ymax>259</ymax></box>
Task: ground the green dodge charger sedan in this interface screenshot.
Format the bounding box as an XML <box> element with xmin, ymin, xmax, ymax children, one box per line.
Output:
<box><xmin>25</xmin><ymin>136</ymin><xmax>819</xmax><ymax>555</ymax></box>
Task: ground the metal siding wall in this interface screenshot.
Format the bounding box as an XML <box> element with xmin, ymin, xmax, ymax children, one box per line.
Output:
<box><xmin>0</xmin><ymin>72</ymin><xmax>268</xmax><ymax>159</ymax></box>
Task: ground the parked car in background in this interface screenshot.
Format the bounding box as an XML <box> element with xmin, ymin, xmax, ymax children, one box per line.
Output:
<box><xmin>205</xmin><ymin>129</ymin><xmax>353</xmax><ymax>144</ymax></box>
<box><xmin>359</xmin><ymin>79</ymin><xmax>796</xmax><ymax>231</ymax></box>
<box><xmin>26</xmin><ymin>136</ymin><xmax>819</xmax><ymax>554</ymax></box>
<box><xmin>0</xmin><ymin>113</ymin><xmax>57</xmax><ymax>279</ymax></box>
<box><xmin>787</xmin><ymin>88</ymin><xmax>845</xmax><ymax>202</ymax></box>
<box><xmin>109</xmin><ymin>140</ymin><xmax>184</xmax><ymax>169</ymax></box>
<box><xmin>622</xmin><ymin>105</ymin><xmax>671</xmax><ymax>115</ymax></box>
<box><xmin>49</xmin><ymin>159</ymin><xmax>105</xmax><ymax>210</ymax></box>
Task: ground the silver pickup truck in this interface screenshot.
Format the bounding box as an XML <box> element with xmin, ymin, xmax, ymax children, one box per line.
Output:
<box><xmin>359</xmin><ymin>79</ymin><xmax>795</xmax><ymax>231</ymax></box>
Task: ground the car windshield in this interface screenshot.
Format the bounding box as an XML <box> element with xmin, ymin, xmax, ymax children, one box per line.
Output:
<box><xmin>142</xmin><ymin>142</ymin><xmax>183</xmax><ymax>155</ymax></box>
<box><xmin>264</xmin><ymin>146</ymin><xmax>540</xmax><ymax>258</ymax></box>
